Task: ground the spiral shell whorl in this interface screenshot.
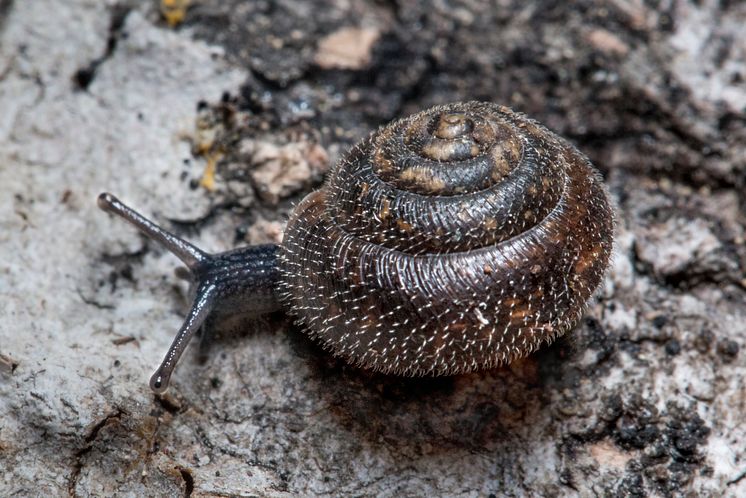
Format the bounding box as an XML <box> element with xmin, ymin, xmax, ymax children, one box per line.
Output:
<box><xmin>281</xmin><ymin>102</ymin><xmax>613</xmax><ymax>376</ymax></box>
<box><xmin>326</xmin><ymin>102</ymin><xmax>566</xmax><ymax>254</ymax></box>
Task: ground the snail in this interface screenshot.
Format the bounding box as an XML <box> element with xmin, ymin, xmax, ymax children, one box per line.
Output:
<box><xmin>98</xmin><ymin>101</ymin><xmax>614</xmax><ymax>393</ymax></box>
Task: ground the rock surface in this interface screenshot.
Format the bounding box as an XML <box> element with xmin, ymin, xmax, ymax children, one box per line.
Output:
<box><xmin>1</xmin><ymin>1</ymin><xmax>744</xmax><ymax>496</ymax></box>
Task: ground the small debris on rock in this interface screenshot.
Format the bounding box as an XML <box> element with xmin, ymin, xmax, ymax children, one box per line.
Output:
<box><xmin>586</xmin><ymin>29</ymin><xmax>630</xmax><ymax>56</ymax></box>
<box><xmin>111</xmin><ymin>336</ymin><xmax>137</xmax><ymax>346</ymax></box>
<box><xmin>160</xmin><ymin>0</ymin><xmax>191</xmax><ymax>27</ymax></box>
<box><xmin>249</xmin><ymin>141</ymin><xmax>329</xmax><ymax>205</ymax></box>
<box><xmin>664</xmin><ymin>339</ymin><xmax>681</xmax><ymax>356</ymax></box>
<box><xmin>247</xmin><ymin>219</ymin><xmax>284</xmax><ymax>245</ymax></box>
<box><xmin>314</xmin><ymin>26</ymin><xmax>381</xmax><ymax>70</ymax></box>
<box><xmin>716</xmin><ymin>339</ymin><xmax>739</xmax><ymax>362</ymax></box>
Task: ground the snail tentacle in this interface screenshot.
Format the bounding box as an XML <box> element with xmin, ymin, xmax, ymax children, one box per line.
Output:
<box><xmin>98</xmin><ymin>194</ymin><xmax>281</xmax><ymax>392</ymax></box>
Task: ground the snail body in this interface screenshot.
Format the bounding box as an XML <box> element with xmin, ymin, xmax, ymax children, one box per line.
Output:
<box><xmin>98</xmin><ymin>101</ymin><xmax>614</xmax><ymax>393</ymax></box>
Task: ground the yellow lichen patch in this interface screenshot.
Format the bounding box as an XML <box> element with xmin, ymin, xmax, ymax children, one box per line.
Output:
<box><xmin>192</xmin><ymin>139</ymin><xmax>215</xmax><ymax>159</ymax></box>
<box><xmin>399</xmin><ymin>167</ymin><xmax>446</xmax><ymax>193</ymax></box>
<box><xmin>484</xmin><ymin>217</ymin><xmax>498</xmax><ymax>230</ymax></box>
<box><xmin>160</xmin><ymin>0</ymin><xmax>191</xmax><ymax>27</ymax></box>
<box><xmin>199</xmin><ymin>152</ymin><xmax>221</xmax><ymax>191</ymax></box>
<box><xmin>483</xmin><ymin>264</ymin><xmax>493</xmax><ymax>275</ymax></box>
<box><xmin>190</xmin><ymin>118</ymin><xmax>217</xmax><ymax>158</ymax></box>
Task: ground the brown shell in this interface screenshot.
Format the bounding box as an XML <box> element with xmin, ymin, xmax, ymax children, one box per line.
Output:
<box><xmin>280</xmin><ymin>101</ymin><xmax>614</xmax><ymax>376</ymax></box>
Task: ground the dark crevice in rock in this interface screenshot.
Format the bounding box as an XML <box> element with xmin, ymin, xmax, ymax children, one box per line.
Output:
<box><xmin>76</xmin><ymin>287</ymin><xmax>116</xmax><ymax>310</ymax></box>
<box><xmin>728</xmin><ymin>469</ymin><xmax>746</xmax><ymax>486</ymax></box>
<box><xmin>67</xmin><ymin>409</ymin><xmax>124</xmax><ymax>496</ymax></box>
<box><xmin>176</xmin><ymin>466</ymin><xmax>195</xmax><ymax>498</ymax></box>
<box><xmin>0</xmin><ymin>0</ymin><xmax>13</xmax><ymax>31</ymax></box>
<box><xmin>73</xmin><ymin>4</ymin><xmax>131</xmax><ymax>90</ymax></box>
<box><xmin>154</xmin><ymin>394</ymin><xmax>183</xmax><ymax>415</ymax></box>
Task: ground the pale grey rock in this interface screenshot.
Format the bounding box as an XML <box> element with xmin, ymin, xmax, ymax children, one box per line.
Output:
<box><xmin>0</xmin><ymin>1</ymin><xmax>247</xmax><ymax>495</ymax></box>
<box><xmin>635</xmin><ymin>217</ymin><xmax>722</xmax><ymax>278</ymax></box>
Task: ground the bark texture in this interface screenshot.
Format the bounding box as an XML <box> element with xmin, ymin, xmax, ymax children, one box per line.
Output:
<box><xmin>0</xmin><ymin>1</ymin><xmax>744</xmax><ymax>496</ymax></box>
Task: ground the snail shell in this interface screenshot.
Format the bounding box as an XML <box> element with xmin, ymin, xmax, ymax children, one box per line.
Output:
<box><xmin>99</xmin><ymin>101</ymin><xmax>614</xmax><ymax>392</ymax></box>
<box><xmin>281</xmin><ymin>101</ymin><xmax>614</xmax><ymax>376</ymax></box>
